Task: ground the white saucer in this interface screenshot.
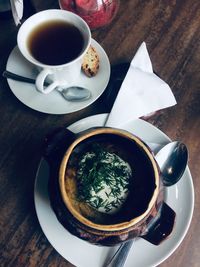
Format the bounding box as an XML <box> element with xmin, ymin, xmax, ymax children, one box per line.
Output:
<box><xmin>34</xmin><ymin>114</ymin><xmax>194</xmax><ymax>267</ymax></box>
<box><xmin>6</xmin><ymin>39</ymin><xmax>110</xmax><ymax>114</ymax></box>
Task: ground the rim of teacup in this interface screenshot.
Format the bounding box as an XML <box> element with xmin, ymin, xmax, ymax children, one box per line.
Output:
<box><xmin>17</xmin><ymin>9</ymin><xmax>91</xmax><ymax>69</ymax></box>
<box><xmin>59</xmin><ymin>128</ymin><xmax>160</xmax><ymax>232</ymax></box>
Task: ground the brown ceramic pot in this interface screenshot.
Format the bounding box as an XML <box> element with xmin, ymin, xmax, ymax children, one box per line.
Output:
<box><xmin>43</xmin><ymin>127</ymin><xmax>176</xmax><ymax>246</ymax></box>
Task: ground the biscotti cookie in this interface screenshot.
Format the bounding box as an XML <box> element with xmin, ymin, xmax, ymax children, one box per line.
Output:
<box><xmin>82</xmin><ymin>45</ymin><xmax>100</xmax><ymax>77</ymax></box>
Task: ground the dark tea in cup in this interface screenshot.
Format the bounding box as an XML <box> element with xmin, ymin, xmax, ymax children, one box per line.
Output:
<box><xmin>27</xmin><ymin>20</ymin><xmax>84</xmax><ymax>65</ymax></box>
<box><xmin>17</xmin><ymin>9</ymin><xmax>91</xmax><ymax>94</ymax></box>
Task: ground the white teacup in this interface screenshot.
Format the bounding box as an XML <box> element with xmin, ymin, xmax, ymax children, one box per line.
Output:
<box><xmin>17</xmin><ymin>9</ymin><xmax>91</xmax><ymax>94</ymax></box>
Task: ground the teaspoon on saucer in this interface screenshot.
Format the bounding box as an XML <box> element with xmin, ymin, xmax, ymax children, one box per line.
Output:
<box><xmin>3</xmin><ymin>70</ymin><xmax>91</xmax><ymax>102</ymax></box>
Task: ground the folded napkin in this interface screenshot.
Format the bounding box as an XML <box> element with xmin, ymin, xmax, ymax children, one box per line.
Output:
<box><xmin>10</xmin><ymin>0</ymin><xmax>23</xmax><ymax>26</ymax></box>
<box><xmin>105</xmin><ymin>42</ymin><xmax>176</xmax><ymax>127</ymax></box>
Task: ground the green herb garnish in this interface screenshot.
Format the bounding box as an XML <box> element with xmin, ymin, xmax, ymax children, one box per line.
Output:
<box><xmin>77</xmin><ymin>144</ymin><xmax>132</xmax><ymax>213</ymax></box>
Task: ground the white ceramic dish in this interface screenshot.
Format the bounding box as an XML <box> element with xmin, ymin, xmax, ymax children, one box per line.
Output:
<box><xmin>34</xmin><ymin>114</ymin><xmax>194</xmax><ymax>267</ymax></box>
<box><xmin>6</xmin><ymin>39</ymin><xmax>110</xmax><ymax>114</ymax></box>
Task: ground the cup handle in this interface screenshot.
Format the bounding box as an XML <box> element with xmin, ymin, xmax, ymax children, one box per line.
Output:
<box><xmin>36</xmin><ymin>68</ymin><xmax>59</xmax><ymax>94</ymax></box>
<box><xmin>141</xmin><ymin>202</ymin><xmax>176</xmax><ymax>245</ymax></box>
<box><xmin>43</xmin><ymin>128</ymin><xmax>76</xmax><ymax>165</ymax></box>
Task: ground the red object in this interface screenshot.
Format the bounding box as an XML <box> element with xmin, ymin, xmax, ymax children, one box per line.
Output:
<box><xmin>59</xmin><ymin>0</ymin><xmax>120</xmax><ymax>29</ymax></box>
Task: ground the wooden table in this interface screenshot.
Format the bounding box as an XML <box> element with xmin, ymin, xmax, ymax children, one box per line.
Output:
<box><xmin>0</xmin><ymin>1</ymin><xmax>199</xmax><ymax>266</ymax></box>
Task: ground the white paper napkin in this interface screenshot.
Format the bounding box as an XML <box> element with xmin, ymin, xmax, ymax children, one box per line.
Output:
<box><xmin>105</xmin><ymin>42</ymin><xmax>176</xmax><ymax>128</ymax></box>
<box><xmin>10</xmin><ymin>0</ymin><xmax>23</xmax><ymax>26</ymax></box>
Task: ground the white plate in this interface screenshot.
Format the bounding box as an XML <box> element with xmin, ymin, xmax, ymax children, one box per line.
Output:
<box><xmin>34</xmin><ymin>114</ymin><xmax>194</xmax><ymax>267</ymax></box>
<box><xmin>6</xmin><ymin>39</ymin><xmax>110</xmax><ymax>114</ymax></box>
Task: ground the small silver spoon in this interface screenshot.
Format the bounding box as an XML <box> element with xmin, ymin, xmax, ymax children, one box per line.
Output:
<box><xmin>105</xmin><ymin>141</ymin><xmax>188</xmax><ymax>267</ymax></box>
<box><xmin>156</xmin><ymin>141</ymin><xmax>188</xmax><ymax>186</ymax></box>
<box><xmin>3</xmin><ymin>70</ymin><xmax>91</xmax><ymax>101</ymax></box>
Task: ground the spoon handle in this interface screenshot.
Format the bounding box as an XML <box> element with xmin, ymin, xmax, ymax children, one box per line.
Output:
<box><xmin>3</xmin><ymin>70</ymin><xmax>36</xmax><ymax>84</ymax></box>
<box><xmin>105</xmin><ymin>240</ymin><xmax>134</xmax><ymax>267</ymax></box>
<box><xmin>3</xmin><ymin>70</ymin><xmax>49</xmax><ymax>86</ymax></box>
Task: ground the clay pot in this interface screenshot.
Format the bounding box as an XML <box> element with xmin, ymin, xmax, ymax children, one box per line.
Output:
<box><xmin>44</xmin><ymin>127</ymin><xmax>175</xmax><ymax>246</ymax></box>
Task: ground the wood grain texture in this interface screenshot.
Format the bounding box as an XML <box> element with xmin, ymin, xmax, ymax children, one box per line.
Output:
<box><xmin>0</xmin><ymin>0</ymin><xmax>199</xmax><ymax>266</ymax></box>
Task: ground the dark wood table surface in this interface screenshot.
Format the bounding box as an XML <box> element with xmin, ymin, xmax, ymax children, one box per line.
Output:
<box><xmin>0</xmin><ymin>1</ymin><xmax>199</xmax><ymax>266</ymax></box>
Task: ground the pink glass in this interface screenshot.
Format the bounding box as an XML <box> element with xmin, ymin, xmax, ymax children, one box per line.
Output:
<box><xmin>59</xmin><ymin>0</ymin><xmax>120</xmax><ymax>30</ymax></box>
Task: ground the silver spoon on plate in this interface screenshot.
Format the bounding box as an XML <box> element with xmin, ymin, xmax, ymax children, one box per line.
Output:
<box><xmin>105</xmin><ymin>141</ymin><xmax>188</xmax><ymax>267</ymax></box>
<box><xmin>3</xmin><ymin>70</ymin><xmax>91</xmax><ymax>101</ymax></box>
